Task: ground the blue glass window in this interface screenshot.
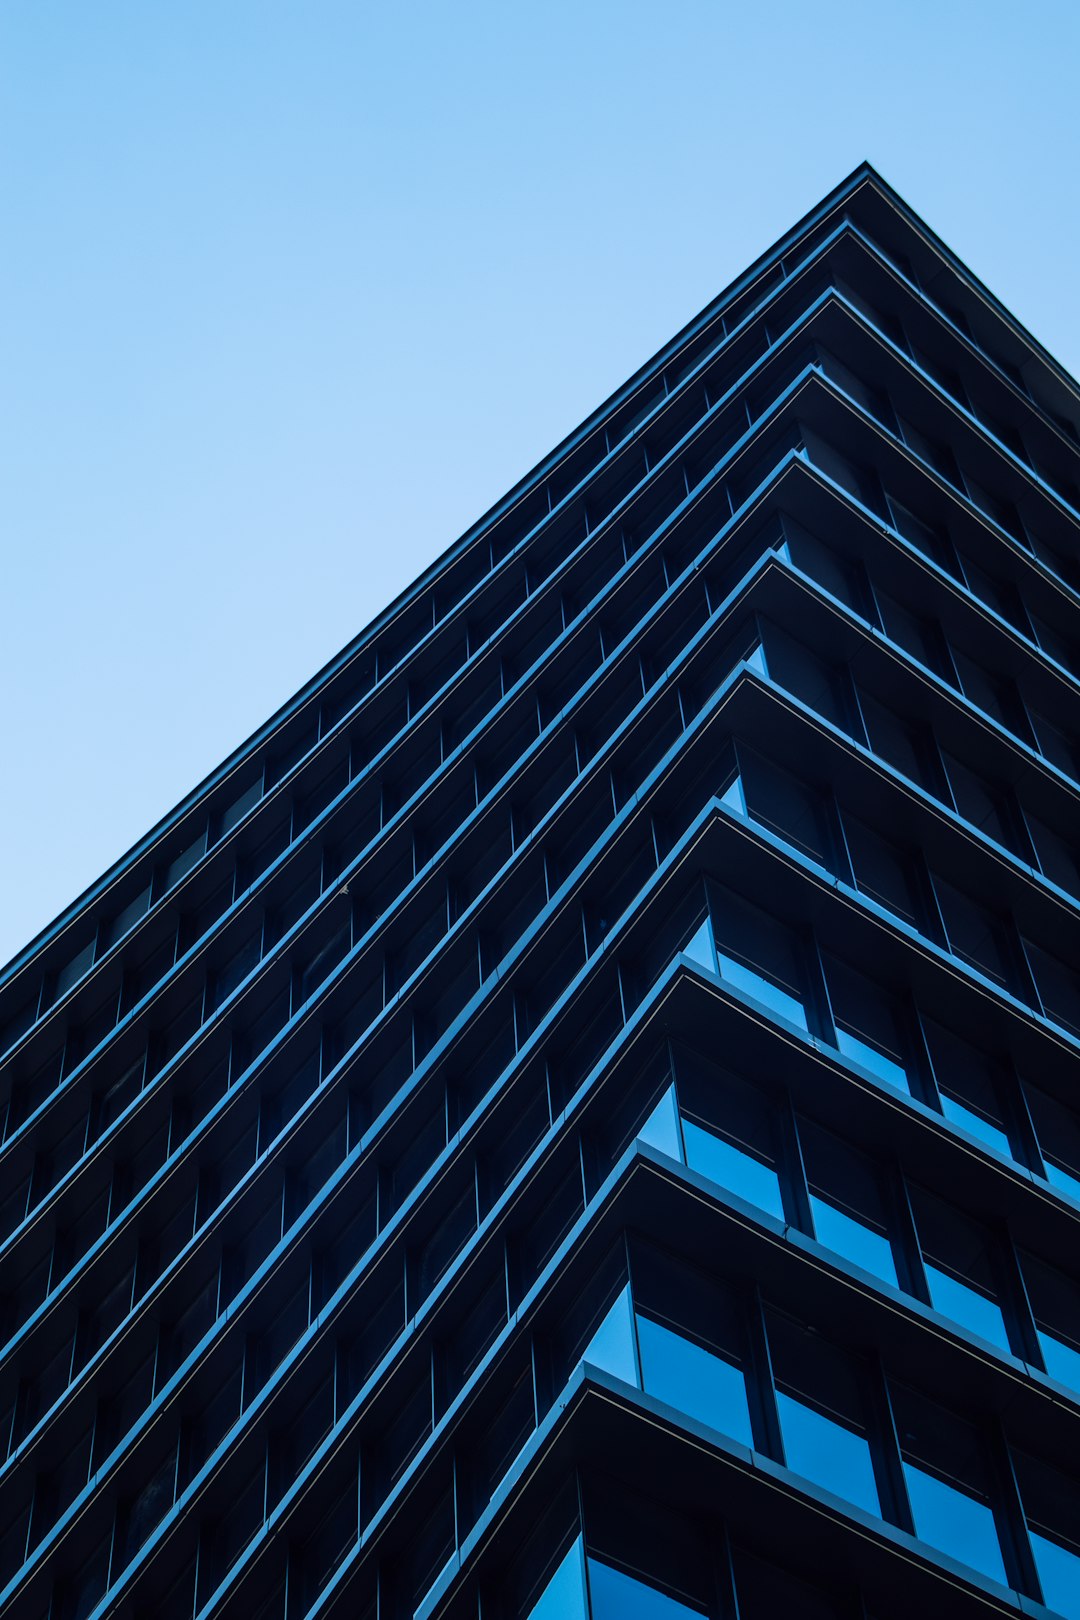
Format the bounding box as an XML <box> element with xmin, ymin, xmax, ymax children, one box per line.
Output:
<box><xmin>708</xmin><ymin>891</ymin><xmax>810</xmax><ymax>1032</ymax></box>
<box><xmin>682</xmin><ymin>918</ymin><xmax>716</xmax><ymax>974</ymax></box>
<box><xmin>526</xmin><ymin>1538</ymin><xmax>588</xmax><ymax>1620</ymax></box>
<box><xmin>921</xmin><ymin>1016</ymin><xmax>1015</xmax><ymax>1160</ymax></box>
<box><xmin>1030</xmin><ymin>1532</ymin><xmax>1080</xmax><ymax>1619</ymax></box>
<box><xmin>1015</xmin><ymin>1451</ymin><xmax>1080</xmax><ymax>1620</ymax></box>
<box><xmin>681</xmin><ymin>1120</ymin><xmax>784</xmax><ymax>1221</ymax></box>
<box><xmin>799</xmin><ymin>1117</ymin><xmax>898</xmax><ymax>1287</ymax></box>
<box><xmin>903</xmin><ymin>1464</ymin><xmax>1007</xmax><ymax>1585</ymax></box>
<box><xmin>1027</xmin><ymin>1083</ymin><xmax>1080</xmax><ymax>1200</ymax></box>
<box><xmin>581</xmin><ymin>1286</ymin><xmax>638</xmax><ymax>1387</ymax></box>
<box><xmin>823</xmin><ymin>954</ymin><xmax>911</xmax><ymax>1093</ymax></box>
<box><xmin>776</xmin><ymin>1392</ymin><xmax>880</xmax><ymax>1516</ymax></box>
<box><xmin>767</xmin><ymin>1311</ymin><xmax>880</xmax><ymax>1517</ymax></box>
<box><xmin>922</xmin><ymin>1266</ymin><xmax>1011</xmax><ymax>1353</ymax></box>
<box><xmin>1021</xmin><ymin>1251</ymin><xmax>1080</xmax><ymax>1393</ymax></box>
<box><xmin>910</xmin><ymin>1185</ymin><xmax>1011</xmax><ymax>1354</ymax></box>
<box><xmin>588</xmin><ymin>1557</ymin><xmax>703</xmax><ymax>1619</ymax></box>
<box><xmin>810</xmin><ymin>1199</ymin><xmax>897</xmax><ymax>1287</ymax></box>
<box><xmin>673</xmin><ymin>1051</ymin><xmax>786</xmax><ymax>1222</ymax></box>
<box><xmin>636</xmin><ymin>1314</ymin><xmax>752</xmax><ymax>1447</ymax></box>
<box><xmin>892</xmin><ymin>1383</ymin><xmax>1007</xmax><ymax>1587</ymax></box>
<box><xmin>637</xmin><ymin>1085</ymin><xmax>683</xmax><ymax>1160</ymax></box>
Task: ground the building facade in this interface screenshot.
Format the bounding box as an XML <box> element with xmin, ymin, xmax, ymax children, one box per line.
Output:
<box><xmin>3</xmin><ymin>164</ymin><xmax>1080</xmax><ymax>1620</ymax></box>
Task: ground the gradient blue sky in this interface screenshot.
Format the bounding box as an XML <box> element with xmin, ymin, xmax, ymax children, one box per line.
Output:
<box><xmin>2</xmin><ymin>0</ymin><xmax>1079</xmax><ymax>969</ymax></box>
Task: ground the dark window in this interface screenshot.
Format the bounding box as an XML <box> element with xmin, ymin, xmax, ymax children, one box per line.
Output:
<box><xmin>890</xmin><ymin>1382</ymin><xmax>1007</xmax><ymax>1585</ymax></box>
<box><xmin>674</xmin><ymin>1048</ymin><xmax>786</xmax><ymax>1221</ymax></box>
<box><xmin>767</xmin><ymin>1309</ymin><xmax>880</xmax><ymax>1516</ymax></box>
<box><xmin>920</xmin><ymin>1015</ymin><xmax>1015</xmax><ymax>1159</ymax></box>
<box><xmin>707</xmin><ymin>886</ymin><xmax>810</xmax><ymax>1032</ymax></box>
<box><xmin>908</xmin><ymin>1184</ymin><xmax>1011</xmax><ymax>1353</ymax></box>
<box><xmin>1013</xmin><ymin>1449</ymin><xmax>1080</xmax><ymax>1617</ymax></box>
<box><xmin>799</xmin><ymin>1116</ymin><xmax>897</xmax><ymax>1286</ymax></box>
<box><xmin>822</xmin><ymin>953</ymin><xmax>912</xmax><ymax>1093</ymax></box>
<box><xmin>739</xmin><ymin>747</ymin><xmax>834</xmax><ymax>869</ymax></box>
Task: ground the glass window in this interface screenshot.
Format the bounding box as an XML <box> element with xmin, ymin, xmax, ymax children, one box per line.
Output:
<box><xmin>1024</xmin><ymin>936</ymin><xmax>1080</xmax><ymax>1038</ymax></box>
<box><xmin>758</xmin><ymin>621</ymin><xmax>856</xmax><ymax>737</ymax></box>
<box><xmin>920</xmin><ymin>1016</ymin><xmax>1016</xmax><ymax>1160</ymax></box>
<box><xmin>891</xmin><ymin>1383</ymin><xmax>1007</xmax><ymax>1586</ymax></box>
<box><xmin>1029</xmin><ymin>706</ymin><xmax>1080</xmax><ymax>780</ymax></box>
<box><xmin>908</xmin><ymin>1184</ymin><xmax>1011</xmax><ymax>1355</ymax></box>
<box><xmin>580</xmin><ymin>1286</ymin><xmax>639</xmax><ymax>1387</ymax></box>
<box><xmin>858</xmin><ymin>689</ymin><xmax>940</xmax><ymax>796</ymax></box>
<box><xmin>940</xmin><ymin>750</ymin><xmax>1030</xmax><ymax>863</ymax></box>
<box><xmin>1026</xmin><ymin>1083</ymin><xmax>1080</xmax><ymax>1200</ymax></box>
<box><xmin>779</xmin><ymin>514</ymin><xmax>869</xmax><ymax>617</ymax></box>
<box><xmin>637</xmin><ymin>1085</ymin><xmax>683</xmax><ymax>1160</ymax></box>
<box><xmin>841</xmin><ymin>812</ymin><xmax>922</xmax><ymax>929</ymax></box>
<box><xmin>708</xmin><ymin>888</ymin><xmax>810</xmax><ymax>1032</ymax></box>
<box><xmin>738</xmin><ymin>746</ymin><xmax>835</xmax><ymax>869</ymax></box>
<box><xmin>636</xmin><ymin>1315</ymin><xmax>752</xmax><ymax>1447</ymax></box>
<box><xmin>822</xmin><ymin>953</ymin><xmax>911</xmax><ymax>1093</ymax></box>
<box><xmin>876</xmin><ymin>590</ymin><xmax>948</xmax><ymax>678</ymax></box>
<box><xmin>767</xmin><ymin>1310</ymin><xmax>880</xmax><ymax>1516</ymax></box>
<box><xmin>682</xmin><ymin>917</ymin><xmax>716</xmax><ymax>975</ymax></box>
<box><xmin>1021</xmin><ymin>1251</ymin><xmax>1080</xmax><ymax>1392</ymax></box>
<box><xmin>1014</xmin><ymin>1451</ymin><xmax>1080</xmax><ymax>1620</ymax></box>
<box><xmin>932</xmin><ymin>876</ymin><xmax>1015</xmax><ymax>991</ymax></box>
<box><xmin>1026</xmin><ymin>810</ymin><xmax>1080</xmax><ymax>896</ymax></box>
<box><xmin>588</xmin><ymin>1558</ymin><xmax>704</xmax><ymax>1620</ymax></box>
<box><xmin>799</xmin><ymin>1117</ymin><xmax>897</xmax><ymax>1287</ymax></box>
<box><xmin>526</xmin><ymin>1537</ymin><xmax>588</xmax><ymax>1620</ymax></box>
<box><xmin>674</xmin><ymin>1052</ymin><xmax>785</xmax><ymax>1222</ymax></box>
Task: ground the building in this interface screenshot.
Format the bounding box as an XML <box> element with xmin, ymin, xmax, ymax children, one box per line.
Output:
<box><xmin>3</xmin><ymin>162</ymin><xmax>1080</xmax><ymax>1620</ymax></box>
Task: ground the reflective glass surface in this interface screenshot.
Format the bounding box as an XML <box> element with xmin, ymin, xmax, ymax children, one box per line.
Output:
<box><xmin>923</xmin><ymin>1266</ymin><xmax>1011</xmax><ymax>1354</ymax></box>
<box><xmin>809</xmin><ymin>1195</ymin><xmax>898</xmax><ymax>1287</ymax></box>
<box><xmin>682</xmin><ymin>1118</ymin><xmax>785</xmax><ymax>1221</ymax></box>
<box><xmin>1030</xmin><ymin>1531</ymin><xmax>1080</xmax><ymax>1620</ymax></box>
<box><xmin>637</xmin><ymin>1315</ymin><xmax>753</xmax><ymax>1447</ymax></box>
<box><xmin>526</xmin><ymin>1538</ymin><xmax>588</xmax><ymax>1620</ymax></box>
<box><xmin>581</xmin><ymin>1286</ymin><xmax>639</xmax><ymax>1386</ymax></box>
<box><xmin>834</xmin><ymin>1027</ymin><xmax>910</xmax><ymax>1092</ymax></box>
<box><xmin>717</xmin><ymin>951</ymin><xmax>809</xmax><ymax>1030</ymax></box>
<box><xmin>776</xmin><ymin>1392</ymin><xmax>880</xmax><ymax>1516</ymax></box>
<box><xmin>903</xmin><ymin>1464</ymin><xmax>1007</xmax><ymax>1586</ymax></box>
<box><xmin>588</xmin><ymin>1557</ymin><xmax>703</xmax><ymax>1619</ymax></box>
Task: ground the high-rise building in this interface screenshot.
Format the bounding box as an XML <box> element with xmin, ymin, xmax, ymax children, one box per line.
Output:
<box><xmin>4</xmin><ymin>162</ymin><xmax>1080</xmax><ymax>1620</ymax></box>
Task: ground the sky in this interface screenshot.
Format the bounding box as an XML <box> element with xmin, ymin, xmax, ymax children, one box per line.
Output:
<box><xmin>1</xmin><ymin>0</ymin><xmax>1079</xmax><ymax>971</ymax></box>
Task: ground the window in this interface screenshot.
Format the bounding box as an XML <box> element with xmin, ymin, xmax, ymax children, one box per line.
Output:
<box><xmin>932</xmin><ymin>876</ymin><xmax>1015</xmax><ymax>991</ymax></box>
<box><xmin>799</xmin><ymin>1117</ymin><xmax>897</xmax><ymax>1287</ymax></box>
<box><xmin>908</xmin><ymin>1184</ymin><xmax>1011</xmax><ymax>1354</ymax></box>
<box><xmin>581</xmin><ymin>1285</ymin><xmax>639</xmax><ymax>1387</ymax></box>
<box><xmin>822</xmin><ymin>953</ymin><xmax>911</xmax><ymax>1092</ymax></box>
<box><xmin>767</xmin><ymin>1310</ymin><xmax>880</xmax><ymax>1516</ymax></box>
<box><xmin>524</xmin><ymin>1538</ymin><xmax>588</xmax><ymax>1620</ymax></box>
<box><xmin>588</xmin><ymin>1557</ymin><xmax>704</xmax><ymax>1620</ymax></box>
<box><xmin>1014</xmin><ymin>1451</ymin><xmax>1080</xmax><ymax>1619</ymax></box>
<box><xmin>707</xmin><ymin>888</ymin><xmax>810</xmax><ymax>1032</ymax></box>
<box><xmin>1021</xmin><ymin>1251</ymin><xmax>1080</xmax><ymax>1391</ymax></box>
<box><xmin>637</xmin><ymin>1316</ymin><xmax>752</xmax><ymax>1448</ymax></box>
<box><xmin>841</xmin><ymin>812</ymin><xmax>922</xmax><ymax>930</ymax></box>
<box><xmin>674</xmin><ymin>1050</ymin><xmax>786</xmax><ymax>1222</ymax></box>
<box><xmin>891</xmin><ymin>1383</ymin><xmax>1007</xmax><ymax>1586</ymax></box>
<box><xmin>633</xmin><ymin>1252</ymin><xmax>753</xmax><ymax>1449</ymax></box>
<box><xmin>920</xmin><ymin>1016</ymin><xmax>1015</xmax><ymax>1160</ymax></box>
<box><xmin>739</xmin><ymin>746</ymin><xmax>835</xmax><ymax>869</ymax></box>
<box><xmin>1026</xmin><ymin>1083</ymin><xmax>1080</xmax><ymax>1200</ymax></box>
<box><xmin>1024</xmin><ymin>937</ymin><xmax>1080</xmax><ymax>1038</ymax></box>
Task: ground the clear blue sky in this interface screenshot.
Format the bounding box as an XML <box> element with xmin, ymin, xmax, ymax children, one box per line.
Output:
<box><xmin>2</xmin><ymin>0</ymin><xmax>1078</xmax><ymax>970</ymax></box>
